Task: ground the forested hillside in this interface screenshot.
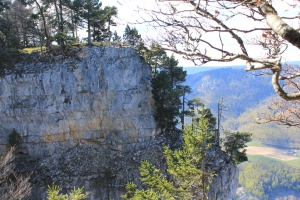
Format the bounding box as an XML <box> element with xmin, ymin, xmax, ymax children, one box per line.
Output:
<box><xmin>238</xmin><ymin>161</ymin><xmax>300</xmax><ymax>200</ymax></box>
<box><xmin>233</xmin><ymin>97</ymin><xmax>300</xmax><ymax>147</ymax></box>
<box><xmin>185</xmin><ymin>68</ymin><xmax>275</xmax><ymax>118</ymax></box>
<box><xmin>185</xmin><ymin>68</ymin><xmax>300</xmax><ymax>147</ymax></box>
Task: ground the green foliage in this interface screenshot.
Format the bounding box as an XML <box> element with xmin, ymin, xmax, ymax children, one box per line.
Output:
<box><xmin>222</xmin><ymin>132</ymin><xmax>252</xmax><ymax>164</ymax></box>
<box><xmin>186</xmin><ymin>68</ymin><xmax>300</xmax><ymax>147</ymax></box>
<box><xmin>142</xmin><ymin>44</ymin><xmax>188</xmax><ymax>130</ymax></box>
<box><xmin>123</xmin><ymin>25</ymin><xmax>142</xmax><ymax>48</ymax></box>
<box><xmin>122</xmin><ymin>117</ymin><xmax>215</xmax><ymax>200</ymax></box>
<box><xmin>0</xmin><ymin>0</ymin><xmax>10</xmax><ymax>13</ymax></box>
<box><xmin>142</xmin><ymin>43</ymin><xmax>166</xmax><ymax>78</ymax></box>
<box><xmin>8</xmin><ymin>129</ymin><xmax>22</xmax><ymax>148</ymax></box>
<box><xmin>185</xmin><ymin>98</ymin><xmax>204</xmax><ymax>116</ymax></box>
<box><xmin>194</xmin><ymin>108</ymin><xmax>216</xmax><ymax>131</ymax></box>
<box><xmin>149</xmin><ymin>52</ymin><xmax>190</xmax><ymax>131</ymax></box>
<box><xmin>112</xmin><ymin>31</ymin><xmax>121</xmax><ymax>41</ymax></box>
<box><xmin>72</xmin><ymin>0</ymin><xmax>102</xmax><ymax>44</ymax></box>
<box><xmin>47</xmin><ymin>183</ymin><xmax>90</xmax><ymax>200</ymax></box>
<box><xmin>0</xmin><ymin>0</ymin><xmax>32</xmax><ymax>50</ymax></box>
<box><xmin>1</xmin><ymin>0</ymin><xmax>118</xmax><ymax>51</ymax></box>
<box><xmin>239</xmin><ymin>161</ymin><xmax>300</xmax><ymax>199</ymax></box>
<box><xmin>152</xmin><ymin>70</ymin><xmax>181</xmax><ymax>130</ymax></box>
<box><xmin>235</xmin><ymin>98</ymin><xmax>300</xmax><ymax>147</ymax></box>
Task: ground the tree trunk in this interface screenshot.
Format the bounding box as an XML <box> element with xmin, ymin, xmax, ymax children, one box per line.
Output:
<box><xmin>87</xmin><ymin>15</ymin><xmax>91</xmax><ymax>45</ymax></box>
<box><xmin>59</xmin><ymin>0</ymin><xmax>65</xmax><ymax>49</ymax></box>
<box><xmin>35</xmin><ymin>0</ymin><xmax>50</xmax><ymax>49</ymax></box>
<box><xmin>265</xmin><ymin>12</ymin><xmax>300</xmax><ymax>49</ymax></box>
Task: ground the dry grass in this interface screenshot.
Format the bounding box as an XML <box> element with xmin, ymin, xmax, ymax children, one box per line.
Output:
<box><xmin>246</xmin><ymin>146</ymin><xmax>299</xmax><ymax>161</ymax></box>
<box><xmin>0</xmin><ymin>147</ymin><xmax>32</xmax><ymax>199</ymax></box>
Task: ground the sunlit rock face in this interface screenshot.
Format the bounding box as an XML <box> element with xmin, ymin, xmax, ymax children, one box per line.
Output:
<box><xmin>0</xmin><ymin>46</ymin><xmax>238</xmax><ymax>200</ymax></box>
<box><xmin>0</xmin><ymin>46</ymin><xmax>156</xmax><ymax>156</ymax></box>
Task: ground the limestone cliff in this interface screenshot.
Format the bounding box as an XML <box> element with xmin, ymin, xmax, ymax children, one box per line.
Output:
<box><xmin>0</xmin><ymin>47</ymin><xmax>155</xmax><ymax>155</ymax></box>
<box><xmin>0</xmin><ymin>46</ymin><xmax>238</xmax><ymax>199</ymax></box>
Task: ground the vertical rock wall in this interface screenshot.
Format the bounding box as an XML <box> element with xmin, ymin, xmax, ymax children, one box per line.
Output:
<box><xmin>0</xmin><ymin>47</ymin><xmax>156</xmax><ymax>156</ymax></box>
<box><xmin>0</xmin><ymin>46</ymin><xmax>238</xmax><ymax>199</ymax></box>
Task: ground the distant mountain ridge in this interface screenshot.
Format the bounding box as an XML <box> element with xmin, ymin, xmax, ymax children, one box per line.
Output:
<box><xmin>184</xmin><ymin>68</ymin><xmax>275</xmax><ymax>118</ymax></box>
<box><xmin>183</xmin><ymin>66</ymin><xmax>245</xmax><ymax>74</ymax></box>
<box><xmin>184</xmin><ymin>67</ymin><xmax>300</xmax><ymax>147</ymax></box>
<box><xmin>183</xmin><ymin>61</ymin><xmax>300</xmax><ymax>74</ymax></box>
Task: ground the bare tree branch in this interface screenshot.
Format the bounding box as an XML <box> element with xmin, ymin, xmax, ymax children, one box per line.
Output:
<box><xmin>0</xmin><ymin>147</ymin><xmax>32</xmax><ymax>200</ymax></box>
<box><xmin>135</xmin><ymin>0</ymin><xmax>300</xmax><ymax>100</ymax></box>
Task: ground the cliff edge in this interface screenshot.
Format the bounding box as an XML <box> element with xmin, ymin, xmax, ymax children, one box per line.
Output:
<box><xmin>0</xmin><ymin>46</ymin><xmax>238</xmax><ymax>199</ymax></box>
<box><xmin>0</xmin><ymin>47</ymin><xmax>155</xmax><ymax>156</ymax></box>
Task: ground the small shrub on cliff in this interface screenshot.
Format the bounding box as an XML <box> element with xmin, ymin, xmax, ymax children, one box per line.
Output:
<box><xmin>8</xmin><ymin>129</ymin><xmax>22</xmax><ymax>149</ymax></box>
<box><xmin>121</xmin><ymin>116</ymin><xmax>215</xmax><ymax>200</ymax></box>
<box><xmin>47</xmin><ymin>183</ymin><xmax>90</xmax><ymax>200</ymax></box>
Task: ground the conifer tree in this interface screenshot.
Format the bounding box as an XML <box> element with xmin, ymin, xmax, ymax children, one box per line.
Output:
<box><xmin>152</xmin><ymin>70</ymin><xmax>180</xmax><ymax>130</ymax></box>
<box><xmin>89</xmin><ymin>5</ymin><xmax>117</xmax><ymax>42</ymax></box>
<box><xmin>142</xmin><ymin>43</ymin><xmax>166</xmax><ymax>78</ymax></box>
<box><xmin>112</xmin><ymin>30</ymin><xmax>121</xmax><ymax>41</ymax></box>
<box><xmin>222</xmin><ymin>131</ymin><xmax>252</xmax><ymax>164</ymax></box>
<box><xmin>0</xmin><ymin>0</ymin><xmax>9</xmax><ymax>13</ymax></box>
<box><xmin>122</xmin><ymin>116</ymin><xmax>215</xmax><ymax>200</ymax></box>
<box><xmin>161</xmin><ymin>54</ymin><xmax>186</xmax><ymax>88</ymax></box>
<box><xmin>8</xmin><ymin>128</ymin><xmax>22</xmax><ymax>149</ymax></box>
<box><xmin>72</xmin><ymin>0</ymin><xmax>102</xmax><ymax>45</ymax></box>
<box><xmin>150</xmin><ymin>53</ymin><xmax>190</xmax><ymax>131</ymax></box>
<box><xmin>47</xmin><ymin>183</ymin><xmax>90</xmax><ymax>200</ymax></box>
<box><xmin>123</xmin><ymin>25</ymin><xmax>142</xmax><ymax>48</ymax></box>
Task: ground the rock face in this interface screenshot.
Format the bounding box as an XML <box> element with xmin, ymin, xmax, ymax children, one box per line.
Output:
<box><xmin>0</xmin><ymin>46</ymin><xmax>155</xmax><ymax>156</ymax></box>
<box><xmin>0</xmin><ymin>46</ymin><xmax>238</xmax><ymax>199</ymax></box>
<box><xmin>206</xmin><ymin>145</ymin><xmax>239</xmax><ymax>199</ymax></box>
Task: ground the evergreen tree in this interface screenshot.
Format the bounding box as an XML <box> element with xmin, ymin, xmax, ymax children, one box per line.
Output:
<box><xmin>8</xmin><ymin>128</ymin><xmax>22</xmax><ymax>148</ymax></box>
<box><xmin>222</xmin><ymin>131</ymin><xmax>252</xmax><ymax>164</ymax></box>
<box><xmin>92</xmin><ymin>5</ymin><xmax>117</xmax><ymax>42</ymax></box>
<box><xmin>37</xmin><ymin>0</ymin><xmax>70</xmax><ymax>48</ymax></box>
<box><xmin>187</xmin><ymin>98</ymin><xmax>216</xmax><ymax>131</ymax></box>
<box><xmin>47</xmin><ymin>183</ymin><xmax>90</xmax><ymax>200</ymax></box>
<box><xmin>0</xmin><ymin>0</ymin><xmax>9</xmax><ymax>13</ymax></box>
<box><xmin>112</xmin><ymin>30</ymin><xmax>121</xmax><ymax>41</ymax></box>
<box><xmin>142</xmin><ymin>43</ymin><xmax>166</xmax><ymax>78</ymax></box>
<box><xmin>72</xmin><ymin>0</ymin><xmax>103</xmax><ymax>45</ymax></box>
<box><xmin>196</xmin><ymin>108</ymin><xmax>216</xmax><ymax>131</ymax></box>
<box><xmin>122</xmin><ymin>116</ymin><xmax>214</xmax><ymax>200</ymax></box>
<box><xmin>161</xmin><ymin>54</ymin><xmax>186</xmax><ymax>88</ymax></box>
<box><xmin>152</xmin><ymin>70</ymin><xmax>181</xmax><ymax>130</ymax></box>
<box><xmin>142</xmin><ymin>45</ymin><xmax>190</xmax><ymax>131</ymax></box>
<box><xmin>123</xmin><ymin>25</ymin><xmax>142</xmax><ymax>48</ymax></box>
<box><xmin>177</xmin><ymin>85</ymin><xmax>192</xmax><ymax>130</ymax></box>
<box><xmin>0</xmin><ymin>0</ymin><xmax>32</xmax><ymax>50</ymax></box>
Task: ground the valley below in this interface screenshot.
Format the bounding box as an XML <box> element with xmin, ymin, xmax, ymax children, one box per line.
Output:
<box><xmin>184</xmin><ymin>66</ymin><xmax>300</xmax><ymax>200</ymax></box>
<box><xmin>246</xmin><ymin>145</ymin><xmax>299</xmax><ymax>162</ymax></box>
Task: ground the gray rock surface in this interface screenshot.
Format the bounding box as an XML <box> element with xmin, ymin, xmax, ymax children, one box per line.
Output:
<box><xmin>0</xmin><ymin>46</ymin><xmax>238</xmax><ymax>199</ymax></box>
<box><xmin>206</xmin><ymin>145</ymin><xmax>239</xmax><ymax>200</ymax></box>
<box><xmin>0</xmin><ymin>46</ymin><xmax>155</xmax><ymax>156</ymax></box>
